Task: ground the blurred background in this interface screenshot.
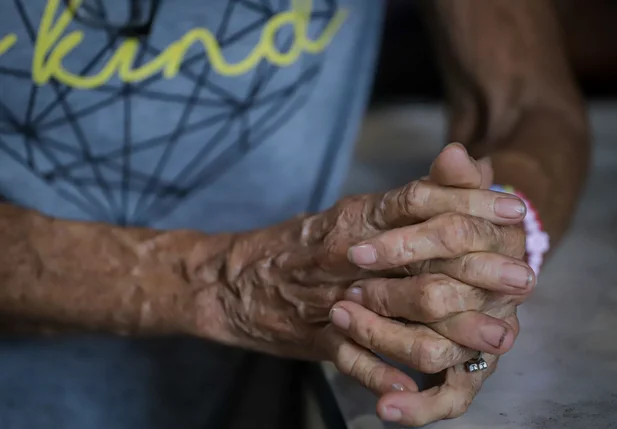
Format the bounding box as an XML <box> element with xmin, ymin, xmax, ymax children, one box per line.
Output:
<box><xmin>373</xmin><ymin>0</ymin><xmax>617</xmax><ymax>102</ymax></box>
<box><xmin>344</xmin><ymin>0</ymin><xmax>617</xmax><ymax>198</ymax></box>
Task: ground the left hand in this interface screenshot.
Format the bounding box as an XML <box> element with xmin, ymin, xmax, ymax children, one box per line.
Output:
<box><xmin>329</xmin><ymin>144</ymin><xmax>529</xmax><ymax>426</ymax></box>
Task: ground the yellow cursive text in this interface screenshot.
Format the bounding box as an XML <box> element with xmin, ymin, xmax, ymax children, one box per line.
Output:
<box><xmin>0</xmin><ymin>33</ymin><xmax>17</xmax><ymax>57</ymax></box>
<box><xmin>30</xmin><ymin>0</ymin><xmax>348</xmax><ymax>89</ymax></box>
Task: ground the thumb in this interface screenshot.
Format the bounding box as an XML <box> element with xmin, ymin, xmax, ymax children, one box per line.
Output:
<box><xmin>429</xmin><ymin>143</ymin><xmax>492</xmax><ymax>190</ymax></box>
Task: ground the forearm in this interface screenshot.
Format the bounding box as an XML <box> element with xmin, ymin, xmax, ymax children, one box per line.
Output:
<box><xmin>479</xmin><ymin>108</ymin><xmax>589</xmax><ymax>244</ymax></box>
<box><xmin>425</xmin><ymin>0</ymin><xmax>591</xmax><ymax>246</ymax></box>
<box><xmin>0</xmin><ymin>203</ymin><xmax>235</xmax><ymax>339</ymax></box>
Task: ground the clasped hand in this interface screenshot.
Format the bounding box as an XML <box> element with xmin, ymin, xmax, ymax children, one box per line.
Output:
<box><xmin>213</xmin><ymin>144</ymin><xmax>532</xmax><ymax>426</ymax></box>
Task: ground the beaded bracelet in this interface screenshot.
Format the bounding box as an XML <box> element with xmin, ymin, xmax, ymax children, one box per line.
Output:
<box><xmin>490</xmin><ymin>185</ymin><xmax>550</xmax><ymax>275</ymax></box>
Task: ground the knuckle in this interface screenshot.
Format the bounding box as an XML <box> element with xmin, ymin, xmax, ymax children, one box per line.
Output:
<box><xmin>449</xmin><ymin>392</ymin><xmax>475</xmax><ymax>419</ymax></box>
<box><xmin>322</xmin><ymin>237</ymin><xmax>342</xmax><ymax>262</ymax></box>
<box><xmin>417</xmin><ymin>275</ymin><xmax>451</xmax><ymax>322</ymax></box>
<box><xmin>300</xmin><ymin>214</ymin><xmax>324</xmax><ymax>245</ymax></box>
<box><xmin>500</xmin><ymin>224</ymin><xmax>526</xmax><ymax>257</ymax></box>
<box><xmin>403</xmin><ymin>180</ymin><xmax>430</xmax><ymax>214</ymax></box>
<box><xmin>411</xmin><ymin>337</ymin><xmax>451</xmax><ymax>374</ymax></box>
<box><xmin>373</xmin><ymin>189</ymin><xmax>396</xmax><ymax>228</ymax></box>
<box><xmin>337</xmin><ymin>347</ymin><xmax>361</xmax><ymax>377</ymax></box>
<box><xmin>381</xmin><ymin>233</ymin><xmax>413</xmax><ymax>266</ymax></box>
<box><xmin>365</xmin><ymin>279</ymin><xmax>392</xmax><ymax>316</ymax></box>
<box><xmin>426</xmin><ymin>340</ymin><xmax>452</xmax><ymax>373</ymax></box>
<box><xmin>436</xmin><ymin>213</ymin><xmax>477</xmax><ymax>255</ymax></box>
<box><xmin>458</xmin><ymin>253</ymin><xmax>480</xmax><ymax>278</ymax></box>
<box><xmin>332</xmin><ymin>337</ymin><xmax>386</xmax><ymax>384</ymax></box>
<box><xmin>331</xmin><ymin>340</ymin><xmax>354</xmax><ymax>375</ymax></box>
<box><xmin>347</xmin><ymin>351</ymin><xmax>364</xmax><ymax>378</ymax></box>
<box><xmin>358</xmin><ymin>314</ymin><xmax>381</xmax><ymax>350</ymax></box>
<box><xmin>332</xmin><ymin>196</ymin><xmax>365</xmax><ymax>228</ymax></box>
<box><xmin>362</xmin><ymin>365</ymin><xmax>388</xmax><ymax>392</ymax></box>
<box><xmin>329</xmin><ymin>200</ymin><xmax>348</xmax><ymax>225</ymax></box>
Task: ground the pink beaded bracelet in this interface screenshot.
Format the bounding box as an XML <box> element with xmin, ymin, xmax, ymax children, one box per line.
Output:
<box><xmin>490</xmin><ymin>185</ymin><xmax>550</xmax><ymax>275</ymax></box>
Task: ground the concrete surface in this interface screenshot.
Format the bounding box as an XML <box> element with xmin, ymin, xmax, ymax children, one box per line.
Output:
<box><xmin>326</xmin><ymin>101</ymin><xmax>617</xmax><ymax>429</ymax></box>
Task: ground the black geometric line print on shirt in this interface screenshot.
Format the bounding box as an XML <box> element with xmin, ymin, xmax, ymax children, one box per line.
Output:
<box><xmin>0</xmin><ymin>0</ymin><xmax>341</xmax><ymax>225</ymax></box>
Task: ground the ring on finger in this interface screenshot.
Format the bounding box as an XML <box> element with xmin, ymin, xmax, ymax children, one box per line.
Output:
<box><xmin>465</xmin><ymin>352</ymin><xmax>488</xmax><ymax>372</ymax></box>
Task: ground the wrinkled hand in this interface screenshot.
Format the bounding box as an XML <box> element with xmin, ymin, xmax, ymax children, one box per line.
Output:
<box><xmin>205</xmin><ymin>144</ymin><xmax>528</xmax><ymax>409</ymax></box>
<box><xmin>329</xmin><ymin>144</ymin><xmax>530</xmax><ymax>426</ymax></box>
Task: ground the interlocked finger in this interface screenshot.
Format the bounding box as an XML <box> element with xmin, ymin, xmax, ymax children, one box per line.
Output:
<box><xmin>318</xmin><ymin>325</ymin><xmax>418</xmax><ymax>395</ymax></box>
<box><xmin>349</xmin><ymin>213</ymin><xmax>526</xmax><ymax>271</ymax></box>
<box><xmin>344</xmin><ymin>274</ymin><xmax>488</xmax><ymax>323</ymax></box>
<box><xmin>329</xmin><ymin>302</ymin><xmax>479</xmax><ymax>374</ymax></box>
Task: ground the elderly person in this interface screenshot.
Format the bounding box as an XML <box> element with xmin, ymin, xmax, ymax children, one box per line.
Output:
<box><xmin>0</xmin><ymin>0</ymin><xmax>588</xmax><ymax>427</ymax></box>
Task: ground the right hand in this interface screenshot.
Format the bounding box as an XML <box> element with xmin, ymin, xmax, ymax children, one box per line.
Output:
<box><xmin>188</xmin><ymin>145</ymin><xmax>530</xmax><ymax>392</ymax></box>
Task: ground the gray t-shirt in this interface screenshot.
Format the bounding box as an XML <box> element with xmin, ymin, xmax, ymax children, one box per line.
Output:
<box><xmin>0</xmin><ymin>0</ymin><xmax>383</xmax><ymax>427</ymax></box>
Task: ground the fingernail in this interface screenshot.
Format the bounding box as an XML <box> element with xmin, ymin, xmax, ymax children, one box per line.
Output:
<box><xmin>348</xmin><ymin>244</ymin><xmax>377</xmax><ymax>265</ymax></box>
<box><xmin>391</xmin><ymin>383</ymin><xmax>406</xmax><ymax>392</ymax></box>
<box><xmin>501</xmin><ymin>263</ymin><xmax>533</xmax><ymax>289</ymax></box>
<box><xmin>448</xmin><ymin>142</ymin><xmax>466</xmax><ymax>153</ymax></box>
<box><xmin>345</xmin><ymin>287</ymin><xmax>363</xmax><ymax>303</ymax></box>
<box><xmin>480</xmin><ymin>324</ymin><xmax>507</xmax><ymax>348</ymax></box>
<box><xmin>329</xmin><ymin>307</ymin><xmax>351</xmax><ymax>330</ymax></box>
<box><xmin>494</xmin><ymin>197</ymin><xmax>526</xmax><ymax>219</ymax></box>
<box><xmin>381</xmin><ymin>406</ymin><xmax>403</xmax><ymax>422</ymax></box>
<box><xmin>447</xmin><ymin>142</ymin><xmax>471</xmax><ymax>160</ymax></box>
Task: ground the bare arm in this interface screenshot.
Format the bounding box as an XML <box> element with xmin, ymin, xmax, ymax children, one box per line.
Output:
<box><xmin>0</xmin><ymin>203</ymin><xmax>234</xmax><ymax>338</ymax></box>
<box><xmin>424</xmin><ymin>0</ymin><xmax>591</xmax><ymax>245</ymax></box>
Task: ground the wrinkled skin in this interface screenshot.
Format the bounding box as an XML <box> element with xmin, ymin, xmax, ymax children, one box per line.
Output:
<box><xmin>193</xmin><ymin>145</ymin><xmax>530</xmax><ymax>425</ymax></box>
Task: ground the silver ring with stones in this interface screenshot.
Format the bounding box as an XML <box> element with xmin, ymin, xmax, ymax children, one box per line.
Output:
<box><xmin>465</xmin><ymin>352</ymin><xmax>488</xmax><ymax>373</ymax></box>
